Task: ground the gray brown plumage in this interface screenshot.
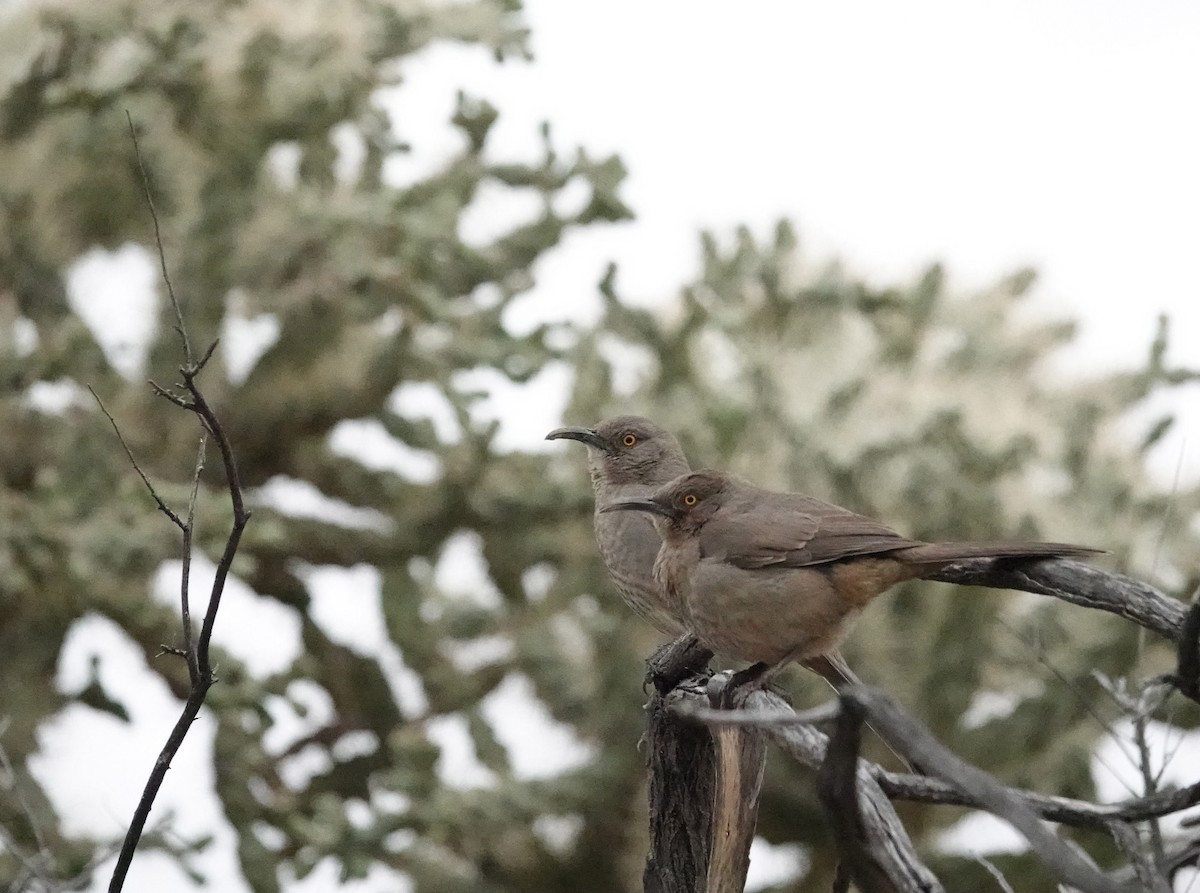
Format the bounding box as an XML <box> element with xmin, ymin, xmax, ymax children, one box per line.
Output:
<box><xmin>547</xmin><ymin>416</ymin><xmax>690</xmax><ymax>635</ymax></box>
<box><xmin>602</xmin><ymin>469</ymin><xmax>1101</xmax><ymax>684</ymax></box>
<box><xmin>547</xmin><ymin>417</ymin><xmax>860</xmax><ymax>687</ymax></box>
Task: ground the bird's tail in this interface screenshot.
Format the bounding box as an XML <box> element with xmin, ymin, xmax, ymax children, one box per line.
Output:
<box><xmin>894</xmin><ymin>541</ymin><xmax>1102</xmax><ymax>565</ymax></box>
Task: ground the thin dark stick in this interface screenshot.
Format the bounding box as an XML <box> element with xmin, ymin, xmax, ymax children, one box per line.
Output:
<box><xmin>125</xmin><ymin>110</ymin><xmax>191</xmax><ymax>364</ymax></box>
<box><xmin>107</xmin><ymin>117</ymin><xmax>249</xmax><ymax>893</ymax></box>
<box><xmin>179</xmin><ymin>435</ymin><xmax>206</xmax><ymax>684</ymax></box>
<box><xmin>184</xmin><ymin>381</ymin><xmax>249</xmax><ymax>678</ymax></box>
<box><xmin>107</xmin><ymin>687</ymin><xmax>211</xmax><ymax>892</ymax></box>
<box><xmin>88</xmin><ymin>386</ymin><xmax>184</xmax><ymax>531</ymax></box>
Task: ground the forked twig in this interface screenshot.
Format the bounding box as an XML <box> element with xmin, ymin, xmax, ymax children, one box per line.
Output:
<box><xmin>104</xmin><ymin>116</ymin><xmax>251</xmax><ymax>893</ymax></box>
<box><xmin>827</xmin><ymin>686</ymin><xmax>1120</xmax><ymax>893</ymax></box>
<box><xmin>88</xmin><ymin>386</ymin><xmax>184</xmax><ymax>531</ymax></box>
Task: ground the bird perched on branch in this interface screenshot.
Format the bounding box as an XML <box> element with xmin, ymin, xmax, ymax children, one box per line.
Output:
<box><xmin>546</xmin><ymin>416</ymin><xmax>860</xmax><ymax>688</ymax></box>
<box><xmin>603</xmin><ymin>469</ymin><xmax>1102</xmax><ymax>690</ymax></box>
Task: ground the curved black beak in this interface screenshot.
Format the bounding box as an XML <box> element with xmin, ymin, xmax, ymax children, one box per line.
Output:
<box><xmin>545</xmin><ymin>425</ymin><xmax>614</xmax><ymax>452</ymax></box>
<box><xmin>600</xmin><ymin>497</ymin><xmax>677</xmax><ymax>520</ymax></box>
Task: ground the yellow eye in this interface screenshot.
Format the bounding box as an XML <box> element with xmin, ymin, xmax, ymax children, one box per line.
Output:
<box><xmin>683</xmin><ymin>494</ymin><xmax>697</xmax><ymax>506</ymax></box>
<box><xmin>622</xmin><ymin>433</ymin><xmax>637</xmax><ymax>447</ymax></box>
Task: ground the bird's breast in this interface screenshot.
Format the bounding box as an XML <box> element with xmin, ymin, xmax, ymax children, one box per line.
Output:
<box><xmin>593</xmin><ymin>491</ymin><xmax>684</xmax><ymax>634</ymax></box>
<box><xmin>652</xmin><ymin>539</ymin><xmax>698</xmax><ymax>624</ymax></box>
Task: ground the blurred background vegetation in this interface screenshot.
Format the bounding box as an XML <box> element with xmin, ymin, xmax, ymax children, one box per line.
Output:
<box><xmin>2</xmin><ymin>1</ymin><xmax>1199</xmax><ymax>891</ymax></box>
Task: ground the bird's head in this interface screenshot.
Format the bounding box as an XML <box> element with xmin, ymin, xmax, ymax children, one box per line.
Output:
<box><xmin>599</xmin><ymin>469</ymin><xmax>729</xmax><ymax>535</ymax></box>
<box><xmin>546</xmin><ymin>415</ymin><xmax>689</xmax><ymax>487</ymax></box>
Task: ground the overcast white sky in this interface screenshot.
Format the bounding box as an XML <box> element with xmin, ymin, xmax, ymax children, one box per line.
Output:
<box><xmin>31</xmin><ymin>2</ymin><xmax>1200</xmax><ymax>890</ymax></box>
<box><xmin>378</xmin><ymin>0</ymin><xmax>1200</xmax><ymax>481</ymax></box>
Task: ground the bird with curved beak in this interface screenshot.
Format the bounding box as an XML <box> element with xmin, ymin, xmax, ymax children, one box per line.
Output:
<box><xmin>546</xmin><ymin>416</ymin><xmax>691</xmax><ymax>636</ymax></box>
<box><xmin>603</xmin><ymin>468</ymin><xmax>1102</xmax><ymax>690</ymax></box>
<box><xmin>546</xmin><ymin>416</ymin><xmax>862</xmax><ymax>689</ymax></box>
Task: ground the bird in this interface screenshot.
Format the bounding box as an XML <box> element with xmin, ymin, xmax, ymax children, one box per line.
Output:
<box><xmin>546</xmin><ymin>416</ymin><xmax>861</xmax><ymax>689</ymax></box>
<box><xmin>546</xmin><ymin>416</ymin><xmax>690</xmax><ymax>636</ymax></box>
<box><xmin>601</xmin><ymin>468</ymin><xmax>1102</xmax><ymax>690</ymax></box>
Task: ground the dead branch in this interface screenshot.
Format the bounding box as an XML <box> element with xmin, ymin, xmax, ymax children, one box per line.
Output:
<box><xmin>833</xmin><ymin>685</ymin><xmax>1121</xmax><ymax>893</ymax></box>
<box><xmin>644</xmin><ymin>678</ymin><xmax>716</xmax><ymax>893</ymax></box>
<box><xmin>103</xmin><ymin>119</ymin><xmax>250</xmax><ymax>893</ymax></box>
<box><xmin>927</xmin><ymin>557</ymin><xmax>1185</xmax><ymax>644</ymax></box>
<box><xmin>874</xmin><ymin>765</ymin><xmax>1200</xmax><ymax>829</ymax></box>
<box><xmin>703</xmin><ymin>680</ymin><xmax>767</xmax><ymax>893</ymax></box>
<box><xmin>676</xmin><ymin>685</ymin><xmax>944</xmax><ymax>893</ymax></box>
<box><xmin>1107</xmin><ymin>821</ymin><xmax>1171</xmax><ymax>893</ymax></box>
<box><xmin>816</xmin><ymin>694</ymin><xmax>901</xmax><ymax>893</ymax></box>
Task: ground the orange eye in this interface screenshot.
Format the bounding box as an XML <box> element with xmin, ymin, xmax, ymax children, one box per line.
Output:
<box><xmin>622</xmin><ymin>433</ymin><xmax>637</xmax><ymax>447</ymax></box>
<box><xmin>683</xmin><ymin>494</ymin><xmax>697</xmax><ymax>506</ymax></box>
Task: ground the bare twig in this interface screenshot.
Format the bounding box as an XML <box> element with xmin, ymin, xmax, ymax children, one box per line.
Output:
<box><xmin>88</xmin><ymin>386</ymin><xmax>184</xmax><ymax>531</ymax></box>
<box><xmin>973</xmin><ymin>855</ymin><xmax>1017</xmax><ymax>893</ymax></box>
<box><xmin>1107</xmin><ymin>821</ymin><xmax>1171</xmax><ymax>893</ymax></box>
<box><xmin>105</xmin><ymin>118</ymin><xmax>250</xmax><ymax>893</ymax></box>
<box><xmin>185</xmin><ymin>378</ymin><xmax>249</xmax><ymax>680</ymax></box>
<box><xmin>178</xmin><ymin>434</ymin><xmax>206</xmax><ymax>684</ymax></box>
<box><xmin>873</xmin><ymin>764</ymin><xmax>1200</xmax><ymax>829</ymax></box>
<box><xmin>125</xmin><ymin>111</ymin><xmax>190</xmax><ymax>364</ymax></box>
<box><xmin>836</xmin><ymin>686</ymin><xmax>1120</xmax><ymax>893</ymax></box>
<box><xmin>1131</xmin><ymin>707</ymin><xmax>1168</xmax><ymax>869</ymax></box>
<box><xmin>147</xmin><ymin>381</ymin><xmax>192</xmax><ymax>409</ymax></box>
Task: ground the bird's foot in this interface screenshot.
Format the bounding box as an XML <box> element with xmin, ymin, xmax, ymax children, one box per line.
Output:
<box><xmin>728</xmin><ymin>661</ymin><xmax>770</xmax><ymax>691</ymax></box>
<box><xmin>707</xmin><ymin>662</ymin><xmax>788</xmax><ymax>709</ymax></box>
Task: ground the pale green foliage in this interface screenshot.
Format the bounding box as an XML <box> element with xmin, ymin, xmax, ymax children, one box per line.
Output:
<box><xmin>1</xmin><ymin>1</ymin><xmax>643</xmax><ymax>890</ymax></box>
<box><xmin>561</xmin><ymin>221</ymin><xmax>1200</xmax><ymax>889</ymax></box>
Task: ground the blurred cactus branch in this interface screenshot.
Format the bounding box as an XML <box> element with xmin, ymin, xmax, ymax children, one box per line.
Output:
<box><xmin>97</xmin><ymin>120</ymin><xmax>251</xmax><ymax>893</ymax></box>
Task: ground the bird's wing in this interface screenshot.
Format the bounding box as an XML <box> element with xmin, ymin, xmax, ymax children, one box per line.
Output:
<box><xmin>701</xmin><ymin>492</ymin><xmax>920</xmax><ymax>569</ymax></box>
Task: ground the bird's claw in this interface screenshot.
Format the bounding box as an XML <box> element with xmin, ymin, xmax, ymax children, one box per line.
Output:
<box><xmin>707</xmin><ymin>663</ymin><xmax>788</xmax><ymax>709</ymax></box>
